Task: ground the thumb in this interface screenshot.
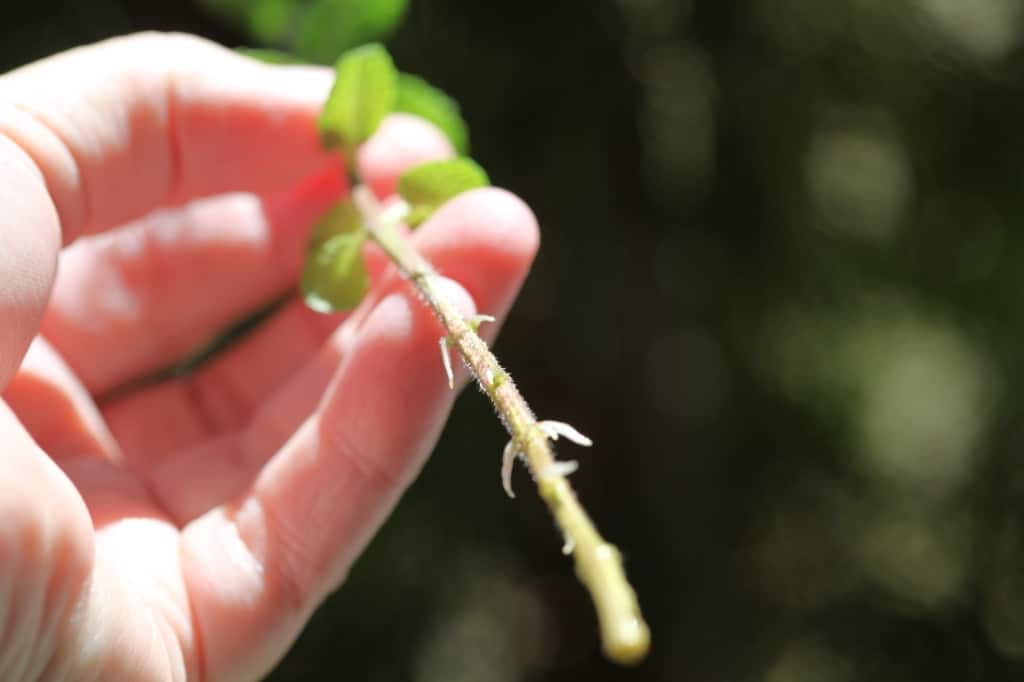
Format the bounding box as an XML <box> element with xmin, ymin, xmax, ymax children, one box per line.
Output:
<box><xmin>0</xmin><ymin>138</ymin><xmax>60</xmax><ymax>390</ymax></box>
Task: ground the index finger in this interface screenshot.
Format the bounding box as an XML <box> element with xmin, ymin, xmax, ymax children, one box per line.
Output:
<box><xmin>0</xmin><ymin>32</ymin><xmax>334</xmax><ymax>388</ymax></box>
<box><xmin>0</xmin><ymin>31</ymin><xmax>335</xmax><ymax>242</ymax></box>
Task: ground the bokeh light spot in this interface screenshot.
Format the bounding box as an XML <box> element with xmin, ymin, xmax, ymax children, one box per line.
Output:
<box><xmin>805</xmin><ymin>126</ymin><xmax>913</xmax><ymax>243</ymax></box>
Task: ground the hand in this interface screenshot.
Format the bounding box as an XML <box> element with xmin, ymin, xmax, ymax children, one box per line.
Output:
<box><xmin>0</xmin><ymin>33</ymin><xmax>538</xmax><ymax>681</ymax></box>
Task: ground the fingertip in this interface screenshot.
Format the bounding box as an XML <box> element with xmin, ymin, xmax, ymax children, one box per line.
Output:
<box><xmin>472</xmin><ymin>186</ymin><xmax>542</xmax><ymax>258</ymax></box>
<box><xmin>5</xmin><ymin>337</ymin><xmax>121</xmax><ymax>463</ymax></box>
<box><xmin>433</xmin><ymin>276</ymin><xmax>478</xmax><ymax>321</ymax></box>
<box><xmin>343</xmin><ymin>275</ymin><xmax>476</xmax><ymax>371</ymax></box>
<box><xmin>424</xmin><ymin>187</ymin><xmax>540</xmax><ymax>265</ymax></box>
<box><xmin>357</xmin><ymin>114</ymin><xmax>456</xmax><ymax>198</ymax></box>
<box><xmin>408</xmin><ymin>187</ymin><xmax>540</xmax><ymax>319</ymax></box>
<box><xmin>315</xmin><ymin>278</ymin><xmax>475</xmax><ymax>476</ymax></box>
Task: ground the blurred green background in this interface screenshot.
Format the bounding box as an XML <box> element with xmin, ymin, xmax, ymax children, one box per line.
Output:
<box><xmin>9</xmin><ymin>0</ymin><xmax>1024</xmax><ymax>680</ymax></box>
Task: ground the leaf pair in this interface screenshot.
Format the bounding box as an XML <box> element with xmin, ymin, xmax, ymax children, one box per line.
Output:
<box><xmin>302</xmin><ymin>44</ymin><xmax>489</xmax><ymax>313</ymax></box>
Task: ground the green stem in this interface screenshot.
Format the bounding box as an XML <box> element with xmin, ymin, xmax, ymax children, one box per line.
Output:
<box><xmin>353</xmin><ymin>186</ymin><xmax>650</xmax><ymax>665</ymax></box>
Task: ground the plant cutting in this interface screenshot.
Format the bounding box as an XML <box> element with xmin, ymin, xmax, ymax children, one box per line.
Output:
<box><xmin>301</xmin><ymin>42</ymin><xmax>651</xmax><ymax>665</ymax></box>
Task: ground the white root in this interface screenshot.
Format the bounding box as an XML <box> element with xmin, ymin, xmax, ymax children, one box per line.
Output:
<box><xmin>468</xmin><ymin>313</ymin><xmax>496</xmax><ymax>329</ymax></box>
<box><xmin>501</xmin><ymin>439</ymin><xmax>519</xmax><ymax>498</ymax></box>
<box><xmin>562</xmin><ymin>533</ymin><xmax>575</xmax><ymax>556</ymax></box>
<box><xmin>438</xmin><ymin>336</ymin><xmax>454</xmax><ymax>389</ymax></box>
<box><xmin>501</xmin><ymin>421</ymin><xmax>591</xmax><ymax>500</ymax></box>
<box><xmin>537</xmin><ymin>420</ymin><xmax>593</xmax><ymax>447</ymax></box>
<box><xmin>543</xmin><ymin>459</ymin><xmax>579</xmax><ymax>479</ymax></box>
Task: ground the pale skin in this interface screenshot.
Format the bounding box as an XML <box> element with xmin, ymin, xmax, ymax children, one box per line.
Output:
<box><xmin>0</xmin><ymin>32</ymin><xmax>539</xmax><ymax>681</ymax></box>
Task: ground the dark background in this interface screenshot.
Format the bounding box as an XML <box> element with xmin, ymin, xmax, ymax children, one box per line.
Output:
<box><xmin>7</xmin><ymin>1</ymin><xmax>1024</xmax><ymax>680</ymax></box>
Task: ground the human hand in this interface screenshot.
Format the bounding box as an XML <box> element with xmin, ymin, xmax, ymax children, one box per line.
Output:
<box><xmin>0</xmin><ymin>32</ymin><xmax>538</xmax><ymax>681</ymax></box>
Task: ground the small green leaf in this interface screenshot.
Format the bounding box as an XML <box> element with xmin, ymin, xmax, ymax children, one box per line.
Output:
<box><xmin>295</xmin><ymin>0</ymin><xmax>409</xmax><ymax>65</ymax></box>
<box><xmin>302</xmin><ymin>201</ymin><xmax>370</xmax><ymax>312</ymax></box>
<box><xmin>395</xmin><ymin>73</ymin><xmax>470</xmax><ymax>154</ymax></box>
<box><xmin>245</xmin><ymin>0</ymin><xmax>294</xmax><ymax>44</ymax></box>
<box><xmin>318</xmin><ymin>43</ymin><xmax>398</xmax><ymax>156</ymax></box>
<box><xmin>308</xmin><ymin>199</ymin><xmax>363</xmax><ymax>249</ymax></box>
<box><xmin>398</xmin><ymin>158</ymin><xmax>490</xmax><ymax>226</ymax></box>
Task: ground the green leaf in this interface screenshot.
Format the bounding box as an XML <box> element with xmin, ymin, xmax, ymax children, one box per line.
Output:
<box><xmin>236</xmin><ymin>47</ymin><xmax>307</xmax><ymax>65</ymax></box>
<box><xmin>398</xmin><ymin>158</ymin><xmax>490</xmax><ymax>227</ymax></box>
<box><xmin>206</xmin><ymin>0</ymin><xmax>409</xmax><ymax>62</ymax></box>
<box><xmin>318</xmin><ymin>43</ymin><xmax>399</xmax><ymax>155</ymax></box>
<box><xmin>302</xmin><ymin>201</ymin><xmax>370</xmax><ymax>312</ymax></box>
<box><xmin>246</xmin><ymin>0</ymin><xmax>294</xmax><ymax>44</ymax></box>
<box><xmin>295</xmin><ymin>0</ymin><xmax>409</xmax><ymax>65</ymax></box>
<box><xmin>395</xmin><ymin>74</ymin><xmax>470</xmax><ymax>154</ymax></box>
